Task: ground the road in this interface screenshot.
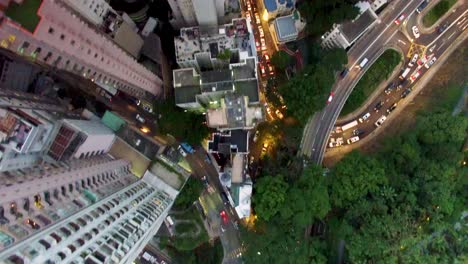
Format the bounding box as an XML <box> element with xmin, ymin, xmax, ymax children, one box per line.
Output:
<box><xmin>185</xmin><ymin>148</ymin><xmax>243</xmax><ymax>264</ymax></box>
<box><xmin>301</xmin><ymin>0</ymin><xmax>467</xmax><ymax>163</ymax></box>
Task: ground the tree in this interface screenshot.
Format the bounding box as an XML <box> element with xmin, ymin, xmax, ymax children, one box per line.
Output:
<box><xmin>330</xmin><ymin>151</ymin><xmax>387</xmax><ymax>208</ymax></box>
<box><xmin>270</xmin><ymin>50</ymin><xmax>292</xmax><ymax>70</ymax></box>
<box><xmin>216</xmin><ymin>48</ymin><xmax>232</xmax><ymax>61</ymax></box>
<box><xmin>173</xmin><ymin>177</ymin><xmax>204</xmax><ymax>209</ymax></box>
<box><xmin>253</xmin><ymin>175</ymin><xmax>288</xmax><ymax>221</ymax></box>
<box><xmin>319</xmin><ymin>48</ymin><xmax>348</xmax><ymax>71</ymax></box>
<box><xmin>298</xmin><ymin>0</ymin><xmax>360</xmax><ymax>37</ymax></box>
<box><xmin>279</xmin><ymin>64</ymin><xmax>334</xmax><ymax>123</ymax></box>
<box><xmin>154</xmin><ymin>99</ymin><xmax>210</xmax><ymax>145</ymax></box>
<box><xmin>280</xmin><ymin>165</ymin><xmax>331</xmax><ymax>229</ymax></box>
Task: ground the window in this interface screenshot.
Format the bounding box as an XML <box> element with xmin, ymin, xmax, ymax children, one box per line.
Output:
<box><xmin>48</xmin><ymin>27</ymin><xmax>54</xmax><ymax>34</ymax></box>
<box><xmin>60</xmin><ymin>34</ymin><xmax>65</xmax><ymax>40</ymax></box>
<box><xmin>70</xmin><ymin>40</ymin><xmax>75</xmax><ymax>46</ymax></box>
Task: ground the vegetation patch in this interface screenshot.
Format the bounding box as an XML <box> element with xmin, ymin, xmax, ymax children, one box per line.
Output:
<box><xmin>341</xmin><ymin>49</ymin><xmax>401</xmax><ymax>116</ymax></box>
<box><xmin>5</xmin><ymin>0</ymin><xmax>41</xmax><ymax>33</ymax></box>
<box><xmin>173</xmin><ymin>176</ymin><xmax>204</xmax><ymax>210</ymax></box>
<box><xmin>423</xmin><ymin>0</ymin><xmax>457</xmax><ymax>27</ymax></box>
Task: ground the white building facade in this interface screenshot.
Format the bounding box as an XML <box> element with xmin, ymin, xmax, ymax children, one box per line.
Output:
<box><xmin>0</xmin><ymin>0</ymin><xmax>162</xmax><ymax>99</ymax></box>
<box><xmin>0</xmin><ymin>155</ymin><xmax>177</xmax><ymax>263</ymax></box>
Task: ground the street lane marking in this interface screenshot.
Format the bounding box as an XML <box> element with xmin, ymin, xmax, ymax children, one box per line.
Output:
<box><xmin>351</xmin><ymin>0</ymin><xmax>422</xmax><ymax>68</ymax></box>
<box><xmin>427</xmin><ymin>9</ymin><xmax>468</xmax><ymax>47</ymax></box>
<box><xmin>447</xmin><ymin>31</ymin><xmax>456</xmax><ymax>40</ymax></box>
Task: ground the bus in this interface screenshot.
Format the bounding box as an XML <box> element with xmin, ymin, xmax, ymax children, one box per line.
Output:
<box><xmin>336</xmin><ymin>120</ymin><xmax>358</xmax><ymax>133</ymax></box>
<box><xmin>399</xmin><ymin>67</ymin><xmax>411</xmax><ymax>79</ymax></box>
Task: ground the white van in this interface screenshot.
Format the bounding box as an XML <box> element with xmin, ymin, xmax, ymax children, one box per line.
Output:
<box><xmin>374</xmin><ymin>115</ymin><xmax>387</xmax><ymax>127</ymax></box>
<box><xmin>400</xmin><ymin>68</ymin><xmax>411</xmax><ymax>79</ymax></box>
<box><xmin>359</xmin><ymin>58</ymin><xmax>369</xmax><ymax>69</ymax></box>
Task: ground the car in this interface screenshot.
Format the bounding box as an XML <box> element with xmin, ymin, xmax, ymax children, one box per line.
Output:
<box><xmin>385</xmin><ymin>82</ymin><xmax>396</xmax><ymax>94</ymax></box>
<box><xmin>425</xmin><ymin>56</ymin><xmax>437</xmax><ymax>69</ymax></box>
<box><xmin>401</xmin><ymin>88</ymin><xmax>412</xmax><ymax>98</ymax></box>
<box><xmin>412</xmin><ymin>26</ymin><xmax>420</xmax><ymax>38</ymax></box>
<box><xmin>255</xmin><ymin>13</ymin><xmax>261</xmax><ymax>24</ymax></box>
<box><xmin>246</xmin><ymin>2</ymin><xmax>251</xmax><ymax>11</ymax></box>
<box><xmin>275</xmin><ymin>109</ymin><xmax>284</xmax><ymax>119</ymax></box>
<box><xmin>246</xmin><ymin>12</ymin><xmax>251</xmax><ymax>20</ymax></box>
<box><xmin>429</xmin><ymin>45</ymin><xmax>436</xmax><ymax>52</ymax></box>
<box><xmin>142</xmin><ymin>104</ymin><xmax>152</xmax><ymax>113</ymax></box>
<box><xmin>178</xmin><ymin>146</ymin><xmax>187</xmax><ymax>157</ymax></box>
<box><xmin>262</xmin><ymin>143</ymin><xmax>269</xmax><ymax>153</ymax></box>
<box><xmin>255</xmin><ymin>40</ymin><xmax>260</xmax><ymax>49</ymax></box>
<box><xmin>374</xmin><ymin>115</ymin><xmax>387</xmax><ymax>127</ymax></box>
<box><xmin>258</xmin><ymin>26</ymin><xmax>264</xmax><ymax>37</ymax></box>
<box><xmin>267</xmin><ymin>63</ymin><xmax>274</xmax><ymax>75</ymax></box>
<box><xmin>220</xmin><ymin>210</ymin><xmax>228</xmax><ymax>224</ymax></box>
<box><xmin>135</xmin><ymin>114</ymin><xmax>145</xmax><ymax>123</ymax></box>
<box><xmin>387</xmin><ymin>103</ymin><xmax>397</xmax><ymax>114</ymax></box>
<box><xmin>347</xmin><ymin>136</ymin><xmax>360</xmax><ymax>144</ymax></box>
<box><xmin>352</xmin><ymin>129</ymin><xmax>365</xmax><ymax>136</ymax></box>
<box><xmin>327</xmin><ymin>91</ymin><xmax>334</xmax><ymax>104</ymax></box>
<box><xmin>260</xmin><ymin>64</ymin><xmax>266</xmax><ymax>77</ymax></box>
<box><xmin>358</xmin><ymin>112</ymin><xmax>371</xmax><ymax>123</ymax></box>
<box><xmin>220</xmin><ymin>192</ymin><xmax>229</xmax><ymax>204</ymax></box>
<box><xmin>253</xmin><ymin>130</ymin><xmax>259</xmax><ymax>142</ymax></box>
<box><xmin>409</xmin><ymin>71</ymin><xmax>421</xmax><ymax>83</ymax></box>
<box><xmin>201</xmin><ymin>176</ymin><xmax>209</xmax><ymax>187</ymax></box>
<box><xmin>408</xmin><ymin>54</ymin><xmax>419</xmax><ymax>67</ymax></box>
<box><xmin>260</xmin><ymin>38</ymin><xmax>267</xmax><ymax>51</ymax></box>
<box><xmin>437</xmin><ymin>23</ymin><xmax>448</xmax><ymax>34</ymax></box>
<box><xmin>263</xmin><ymin>53</ymin><xmax>270</xmax><ymax>62</ymax></box>
<box><xmin>25</xmin><ymin>219</ymin><xmax>40</xmax><ymax>230</ymax></box>
<box><xmin>374</xmin><ymin>100</ymin><xmax>384</xmax><ymax>112</ymax></box>
<box><xmin>394</xmin><ymin>13</ymin><xmax>405</xmax><ymax>25</ymax></box>
<box><xmin>340</xmin><ymin>68</ymin><xmax>349</xmax><ymax>78</ymax></box>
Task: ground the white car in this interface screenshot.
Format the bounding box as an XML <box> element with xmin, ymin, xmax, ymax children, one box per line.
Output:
<box><xmin>178</xmin><ymin>146</ymin><xmax>187</xmax><ymax>157</ymax></box>
<box><xmin>136</xmin><ymin>114</ymin><xmax>145</xmax><ymax>123</ymax></box>
<box><xmin>408</xmin><ymin>53</ymin><xmax>419</xmax><ymax>67</ymax></box>
<box><xmin>412</xmin><ymin>26</ymin><xmax>420</xmax><ymax>38</ymax></box>
<box><xmin>374</xmin><ymin>115</ymin><xmax>387</xmax><ymax>127</ymax></box>
<box><xmin>258</xmin><ymin>26</ymin><xmax>264</xmax><ymax>37</ymax></box>
<box><xmin>424</xmin><ymin>56</ymin><xmax>437</xmax><ymax>69</ymax></box>
<box><xmin>347</xmin><ymin>136</ymin><xmax>360</xmax><ymax>144</ymax></box>
<box><xmin>358</xmin><ymin>112</ymin><xmax>371</xmax><ymax>123</ymax></box>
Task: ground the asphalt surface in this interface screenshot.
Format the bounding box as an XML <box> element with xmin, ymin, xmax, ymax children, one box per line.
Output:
<box><xmin>184</xmin><ymin>148</ymin><xmax>243</xmax><ymax>264</ymax></box>
<box><xmin>301</xmin><ymin>0</ymin><xmax>468</xmax><ymax>164</ymax></box>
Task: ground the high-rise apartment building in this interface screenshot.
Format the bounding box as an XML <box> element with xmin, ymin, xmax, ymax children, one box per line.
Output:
<box><xmin>167</xmin><ymin>0</ymin><xmax>241</xmax><ymax>29</ymax></box>
<box><xmin>0</xmin><ymin>155</ymin><xmax>177</xmax><ymax>263</ymax></box>
<box><xmin>0</xmin><ymin>0</ymin><xmax>162</xmax><ymax>100</ymax></box>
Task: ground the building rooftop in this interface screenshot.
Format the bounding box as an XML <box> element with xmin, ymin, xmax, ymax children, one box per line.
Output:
<box><xmin>264</xmin><ymin>0</ymin><xmax>295</xmax><ymax>12</ymax></box>
<box><xmin>275</xmin><ymin>15</ymin><xmax>298</xmax><ymax>41</ymax></box>
<box><xmin>234</xmin><ymin>79</ymin><xmax>259</xmax><ymax>103</ymax></box>
<box><xmin>207</xmin><ymin>94</ymin><xmax>262</xmax><ymax>130</ymax></box>
<box><xmin>174</xmin><ymin>85</ymin><xmax>200</xmax><ymax>104</ymax></box>
<box><xmin>200</xmin><ymin>70</ymin><xmax>233</xmax><ymax>93</ymax></box>
<box><xmin>341</xmin><ymin>9</ymin><xmax>377</xmax><ymax>43</ymax></box>
<box><xmin>208</xmin><ymin>130</ymin><xmax>249</xmax><ymax>155</ymax></box>
<box><xmin>175</xmin><ymin>18</ymin><xmax>251</xmax><ymax>63</ymax></box>
<box><xmin>4</xmin><ymin>0</ymin><xmax>41</xmax><ymax>33</ymax></box>
<box><xmin>232</xmin><ymin>58</ymin><xmax>256</xmax><ymax>80</ymax></box>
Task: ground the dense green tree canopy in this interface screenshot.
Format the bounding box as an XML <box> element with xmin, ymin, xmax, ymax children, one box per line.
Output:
<box><xmin>253</xmin><ymin>175</ymin><xmax>288</xmax><ymax>221</ymax></box>
<box><xmin>173</xmin><ymin>177</ymin><xmax>204</xmax><ymax>209</ymax></box>
<box><xmin>270</xmin><ymin>50</ymin><xmax>292</xmax><ymax>70</ymax></box>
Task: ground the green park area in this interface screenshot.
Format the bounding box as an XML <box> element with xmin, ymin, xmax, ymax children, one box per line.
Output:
<box><xmin>5</xmin><ymin>0</ymin><xmax>41</xmax><ymax>33</ymax></box>
<box><xmin>423</xmin><ymin>0</ymin><xmax>457</xmax><ymax>27</ymax></box>
<box><xmin>340</xmin><ymin>49</ymin><xmax>401</xmax><ymax>116</ymax></box>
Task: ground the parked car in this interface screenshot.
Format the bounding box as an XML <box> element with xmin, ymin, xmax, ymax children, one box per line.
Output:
<box><xmin>374</xmin><ymin>115</ymin><xmax>387</xmax><ymax>127</ymax></box>
<box><xmin>408</xmin><ymin>53</ymin><xmax>419</xmax><ymax>67</ymax></box>
<box><xmin>425</xmin><ymin>56</ymin><xmax>437</xmax><ymax>69</ymax></box>
<box><xmin>374</xmin><ymin>101</ymin><xmax>384</xmax><ymax>112</ymax></box>
<box><xmin>352</xmin><ymin>129</ymin><xmax>365</xmax><ymax>136</ymax></box>
<box><xmin>347</xmin><ymin>136</ymin><xmax>360</xmax><ymax>144</ymax></box>
<box><xmin>136</xmin><ymin>114</ymin><xmax>145</xmax><ymax>123</ymax></box>
<box><xmin>385</xmin><ymin>82</ymin><xmax>396</xmax><ymax>94</ymax></box>
<box><xmin>401</xmin><ymin>88</ymin><xmax>412</xmax><ymax>98</ymax></box>
<box><xmin>358</xmin><ymin>112</ymin><xmax>371</xmax><ymax>123</ymax></box>
<box><xmin>387</xmin><ymin>103</ymin><xmax>397</xmax><ymax>114</ymax></box>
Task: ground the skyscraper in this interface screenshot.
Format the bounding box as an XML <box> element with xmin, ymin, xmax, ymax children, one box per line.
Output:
<box><xmin>0</xmin><ymin>0</ymin><xmax>162</xmax><ymax>100</ymax></box>
<box><xmin>0</xmin><ymin>155</ymin><xmax>177</xmax><ymax>263</ymax></box>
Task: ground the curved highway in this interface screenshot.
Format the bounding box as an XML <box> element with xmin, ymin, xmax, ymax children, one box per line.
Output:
<box><xmin>301</xmin><ymin>0</ymin><xmax>468</xmax><ymax>163</ymax></box>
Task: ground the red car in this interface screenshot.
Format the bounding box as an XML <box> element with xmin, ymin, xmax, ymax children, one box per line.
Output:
<box><xmin>327</xmin><ymin>91</ymin><xmax>334</xmax><ymax>104</ymax></box>
<box><xmin>394</xmin><ymin>13</ymin><xmax>405</xmax><ymax>25</ymax></box>
<box><xmin>263</xmin><ymin>54</ymin><xmax>270</xmax><ymax>63</ymax></box>
<box><xmin>267</xmin><ymin>63</ymin><xmax>274</xmax><ymax>75</ymax></box>
<box><xmin>260</xmin><ymin>64</ymin><xmax>266</xmax><ymax>77</ymax></box>
<box><xmin>220</xmin><ymin>210</ymin><xmax>228</xmax><ymax>224</ymax></box>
